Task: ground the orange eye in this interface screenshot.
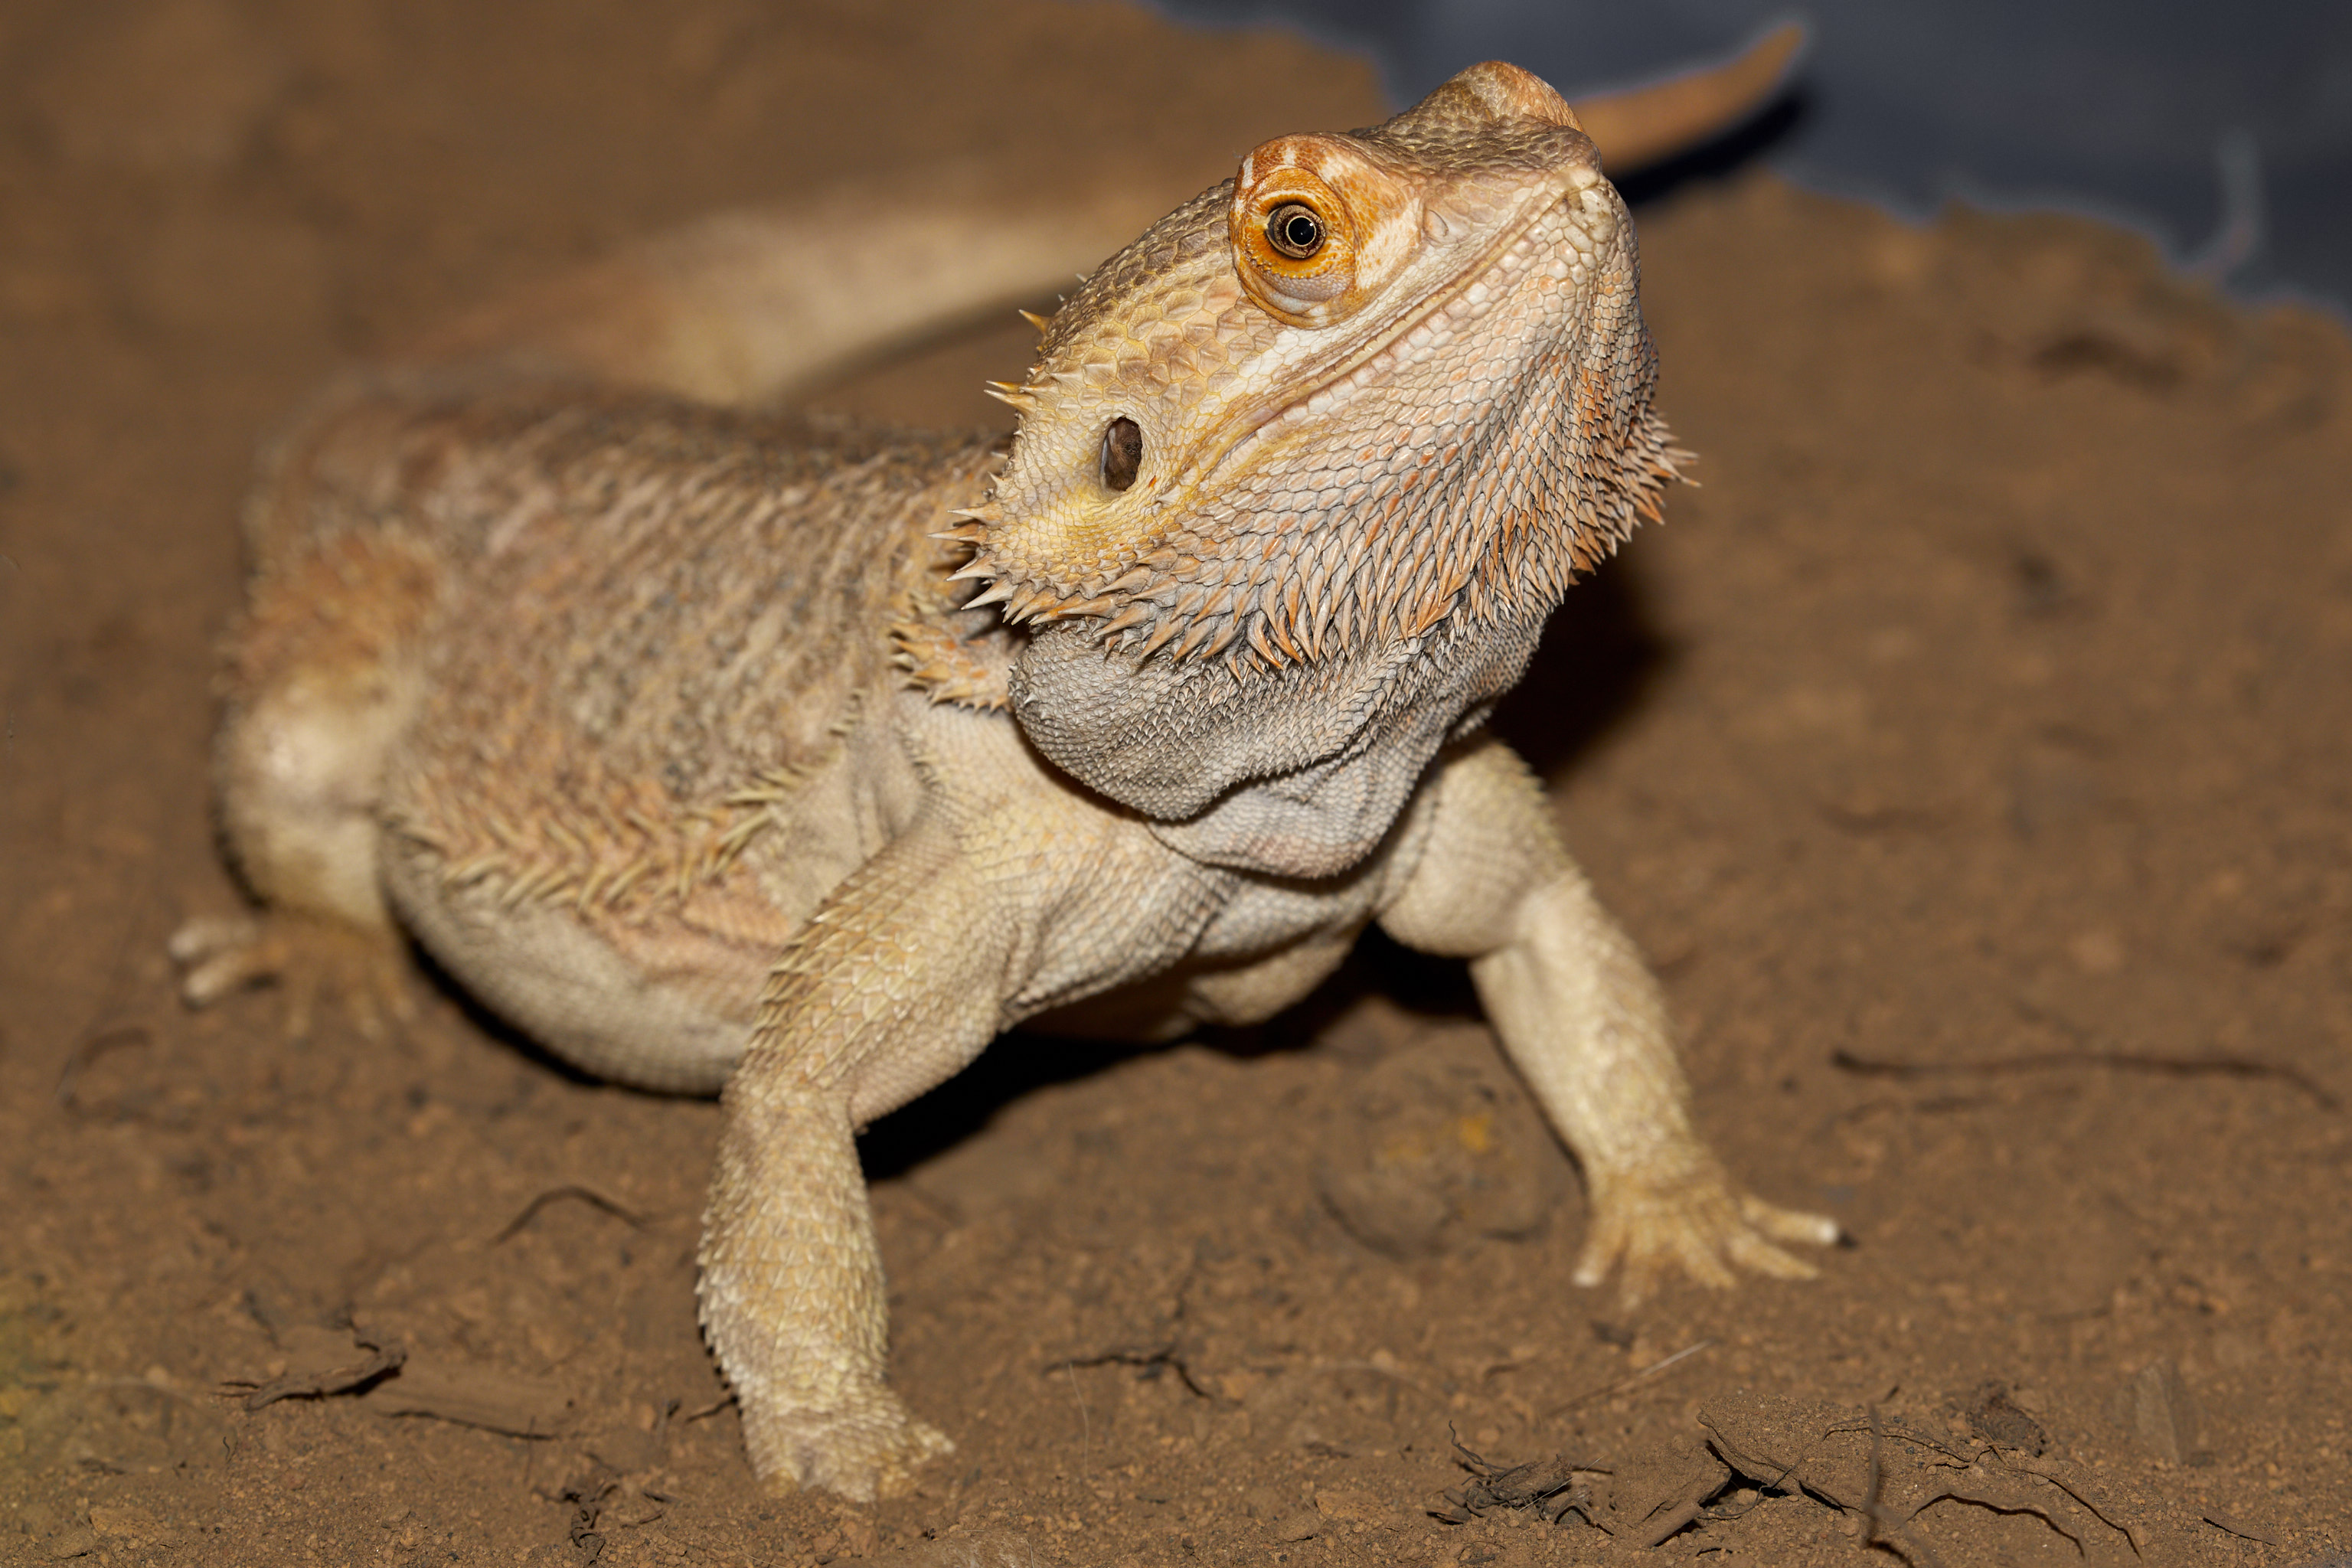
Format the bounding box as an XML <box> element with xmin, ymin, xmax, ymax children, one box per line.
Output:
<box><xmin>1230</xmin><ymin>134</ymin><xmax>1419</xmax><ymax>328</ymax></box>
<box><xmin>1264</xmin><ymin>202</ymin><xmax>1327</xmax><ymax>260</ymax></box>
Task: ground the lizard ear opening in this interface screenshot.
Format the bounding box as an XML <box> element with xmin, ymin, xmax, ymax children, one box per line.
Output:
<box><xmin>1099</xmin><ymin>416</ymin><xmax>1142</xmax><ymax>492</ymax></box>
<box><xmin>1230</xmin><ymin>134</ymin><xmax>1422</xmax><ymax>328</ymax></box>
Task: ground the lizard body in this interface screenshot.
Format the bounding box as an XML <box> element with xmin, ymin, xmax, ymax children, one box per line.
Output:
<box><xmin>184</xmin><ymin>57</ymin><xmax>1834</xmax><ymax>1500</ymax></box>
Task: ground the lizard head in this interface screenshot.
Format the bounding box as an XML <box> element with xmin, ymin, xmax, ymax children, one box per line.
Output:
<box><xmin>951</xmin><ymin>61</ymin><xmax>1684</xmax><ymax>876</ymax></box>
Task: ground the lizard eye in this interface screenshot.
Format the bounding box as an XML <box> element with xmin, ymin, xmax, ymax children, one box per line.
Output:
<box><xmin>1100</xmin><ymin>416</ymin><xmax>1142</xmax><ymax>492</ymax></box>
<box><xmin>1265</xmin><ymin>202</ymin><xmax>1326</xmax><ymax>260</ymax></box>
<box><xmin>1230</xmin><ymin>135</ymin><xmax>1419</xmax><ymax>328</ymax></box>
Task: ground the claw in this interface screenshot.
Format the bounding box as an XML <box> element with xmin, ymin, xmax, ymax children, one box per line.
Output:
<box><xmin>1573</xmin><ymin>1164</ymin><xmax>1838</xmax><ymax>1306</ymax></box>
<box><xmin>168</xmin><ymin>910</ymin><xmax>414</xmax><ymax>1041</ymax></box>
<box><xmin>171</xmin><ymin>914</ymin><xmax>291</xmax><ymax>1007</ymax></box>
<box><xmin>1740</xmin><ymin>1192</ymin><xmax>1844</xmax><ymax>1248</ymax></box>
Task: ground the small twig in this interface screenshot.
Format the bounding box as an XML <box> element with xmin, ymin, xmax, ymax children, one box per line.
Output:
<box><xmin>2200</xmin><ymin>1511</ymin><xmax>2278</xmax><ymax>1547</ymax></box>
<box><xmin>1635</xmin><ymin>1456</ymin><xmax>1731</xmax><ymax>1549</ymax></box>
<box><xmin>1542</xmin><ymin>1338</ymin><xmax>1716</xmax><ymax>1419</ymax></box>
<box><xmin>1060</xmin><ymin>1344</ymin><xmax>1216</xmax><ymax>1400</ymax></box>
<box><xmin>1435</xmin><ymin>1429</ymin><xmax>1606</xmax><ymax>1532</ymax></box>
<box><xmin>1864</xmin><ymin>1405</ymin><xmax>1883</xmax><ymax>1547</ymax></box>
<box><xmin>1864</xmin><ymin>1406</ymin><xmax>1952</xmax><ymax>1568</ymax></box>
<box><xmin>492</xmin><ymin>1185</ymin><xmax>647</xmax><ymax>1244</ymax></box>
<box><xmin>681</xmin><ymin>1393</ymin><xmax>735</xmax><ymax>1423</ymax></box>
<box><xmin>1066</xmin><ymin>1362</ymin><xmax>1090</xmax><ymax>1481</ymax></box>
<box><xmin>2010</xmin><ymin>1459</ymin><xmax>2142</xmax><ymax>1557</ymax></box>
<box><xmin>232</xmin><ymin>1340</ymin><xmax>407</xmax><ymax>1411</ymax></box>
<box><xmin>1832</xmin><ymin>1047</ymin><xmax>2337</xmax><ymax>1110</ymax></box>
<box><xmin>1821</xmin><ymin>1416</ymin><xmax>1973</xmax><ymax>1468</ymax></box>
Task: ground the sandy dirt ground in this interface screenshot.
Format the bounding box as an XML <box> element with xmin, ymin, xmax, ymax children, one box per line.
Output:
<box><xmin>2</xmin><ymin>2</ymin><xmax>2349</xmax><ymax>1564</ymax></box>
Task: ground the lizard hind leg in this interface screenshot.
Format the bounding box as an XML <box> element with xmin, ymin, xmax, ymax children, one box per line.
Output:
<box><xmin>175</xmin><ymin>524</ymin><xmax>440</xmax><ymax>1038</ymax></box>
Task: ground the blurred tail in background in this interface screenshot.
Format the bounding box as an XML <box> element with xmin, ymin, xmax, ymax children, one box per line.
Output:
<box><xmin>1572</xmin><ymin>19</ymin><xmax>1805</xmax><ymax>174</ymax></box>
<box><xmin>399</xmin><ymin>21</ymin><xmax>1808</xmax><ymax>409</ymax></box>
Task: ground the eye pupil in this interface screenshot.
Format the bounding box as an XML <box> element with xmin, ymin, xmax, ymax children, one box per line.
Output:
<box><xmin>1266</xmin><ymin>202</ymin><xmax>1325</xmax><ymax>260</ymax></box>
<box><xmin>1100</xmin><ymin>416</ymin><xmax>1142</xmax><ymax>492</ymax></box>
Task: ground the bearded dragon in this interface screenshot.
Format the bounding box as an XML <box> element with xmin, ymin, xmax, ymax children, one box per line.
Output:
<box><xmin>175</xmin><ymin>41</ymin><xmax>1833</xmax><ymax>1501</ymax></box>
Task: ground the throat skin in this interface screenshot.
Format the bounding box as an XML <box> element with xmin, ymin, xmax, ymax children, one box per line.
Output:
<box><xmin>1012</xmin><ymin>603</ymin><xmax>1535</xmax><ymax>879</ymax></box>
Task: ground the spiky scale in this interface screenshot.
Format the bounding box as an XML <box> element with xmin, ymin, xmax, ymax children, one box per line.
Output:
<box><xmin>1113</xmin><ymin>616</ymin><xmax>1169</xmax><ymax>659</ymax></box>
<box><xmin>1098</xmin><ymin>603</ymin><xmax>1153</xmax><ymax>637</ymax></box>
<box><xmin>1173</xmin><ymin>618</ymin><xmax>1223</xmax><ymax>662</ymax></box>
<box><xmin>1270</xmin><ymin>612</ymin><xmax>1304</xmax><ymax>664</ymax></box>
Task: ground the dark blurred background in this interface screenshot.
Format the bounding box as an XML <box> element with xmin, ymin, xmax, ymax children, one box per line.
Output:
<box><xmin>1159</xmin><ymin>0</ymin><xmax>2352</xmax><ymax>317</ymax></box>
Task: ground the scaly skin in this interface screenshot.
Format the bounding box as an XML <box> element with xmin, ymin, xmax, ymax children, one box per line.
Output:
<box><xmin>185</xmin><ymin>60</ymin><xmax>1836</xmax><ymax>1501</ymax></box>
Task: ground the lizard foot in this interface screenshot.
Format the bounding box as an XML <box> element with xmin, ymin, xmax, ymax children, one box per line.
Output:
<box><xmin>169</xmin><ymin>912</ymin><xmax>415</xmax><ymax>1041</ymax></box>
<box><xmin>739</xmin><ymin>1388</ymin><xmax>953</xmax><ymax>1502</ymax></box>
<box><xmin>1573</xmin><ymin>1161</ymin><xmax>1840</xmax><ymax>1307</ymax></box>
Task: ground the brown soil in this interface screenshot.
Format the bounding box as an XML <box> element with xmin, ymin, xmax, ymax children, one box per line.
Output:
<box><xmin>3</xmin><ymin>2</ymin><xmax>2348</xmax><ymax>1565</ymax></box>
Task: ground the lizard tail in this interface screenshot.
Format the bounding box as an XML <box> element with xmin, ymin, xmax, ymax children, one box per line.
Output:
<box><xmin>390</xmin><ymin>30</ymin><xmax>1805</xmax><ymax>409</ymax></box>
<box><xmin>1570</xmin><ymin>21</ymin><xmax>1808</xmax><ymax>175</ymax></box>
<box><xmin>398</xmin><ymin>156</ymin><xmax>1177</xmax><ymax>407</ymax></box>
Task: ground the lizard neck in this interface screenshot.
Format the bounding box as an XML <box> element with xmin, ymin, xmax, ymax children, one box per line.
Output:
<box><xmin>1009</xmin><ymin>599</ymin><xmax>1544</xmax><ymax>879</ymax></box>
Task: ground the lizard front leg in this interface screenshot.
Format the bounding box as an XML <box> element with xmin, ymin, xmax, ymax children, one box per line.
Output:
<box><xmin>697</xmin><ymin>817</ymin><xmax>1011</xmax><ymax>1500</ymax></box>
<box><xmin>1380</xmin><ymin>738</ymin><xmax>1838</xmax><ymax>1302</ymax></box>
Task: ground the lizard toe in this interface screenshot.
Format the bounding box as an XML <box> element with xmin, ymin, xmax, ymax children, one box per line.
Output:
<box><xmin>1579</xmin><ymin>1166</ymin><xmax>1834</xmax><ymax>1306</ymax></box>
<box><xmin>169</xmin><ymin>910</ymin><xmax>414</xmax><ymax>1041</ymax></box>
<box><xmin>1738</xmin><ymin>1192</ymin><xmax>1843</xmax><ymax>1249</ymax></box>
